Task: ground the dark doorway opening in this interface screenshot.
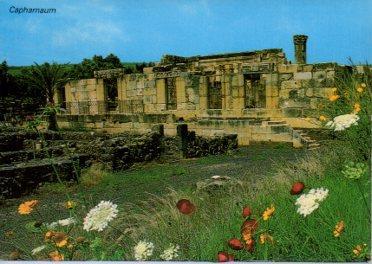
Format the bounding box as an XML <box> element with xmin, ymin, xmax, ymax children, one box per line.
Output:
<box><xmin>104</xmin><ymin>78</ymin><xmax>118</xmax><ymax>111</ymax></box>
<box><xmin>166</xmin><ymin>77</ymin><xmax>177</xmax><ymax>110</ymax></box>
<box><xmin>208</xmin><ymin>79</ymin><xmax>222</xmax><ymax>109</ymax></box>
<box><xmin>244</xmin><ymin>74</ymin><xmax>266</xmax><ymax>108</ymax></box>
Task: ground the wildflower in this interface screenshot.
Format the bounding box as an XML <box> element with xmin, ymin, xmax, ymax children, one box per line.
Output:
<box><xmin>160</xmin><ymin>243</ymin><xmax>180</xmax><ymax>261</ymax></box>
<box><xmin>45</xmin><ymin>231</ymin><xmax>54</xmax><ymax>241</ymax></box>
<box><xmin>353</xmin><ymin>103</ymin><xmax>361</xmax><ymax>113</ymax></box>
<box><xmin>360</xmin><ymin>83</ymin><xmax>366</xmax><ymax>88</ymax></box>
<box><xmin>333</xmin><ymin>220</ymin><xmax>345</xmax><ymax>237</ymax></box>
<box><xmin>83</xmin><ymin>201</ymin><xmax>118</xmax><ymax>232</ymax></box>
<box><xmin>295</xmin><ymin>188</ymin><xmax>328</xmax><ymax>217</ymax></box>
<box><xmin>242</xmin><ymin>206</ymin><xmax>252</xmax><ymax>218</ymax></box>
<box><xmin>176</xmin><ymin>199</ymin><xmax>196</xmax><ymax>215</ymax></box>
<box><xmin>353</xmin><ymin>243</ymin><xmax>367</xmax><ymax>257</ymax></box>
<box><xmin>58</xmin><ymin>217</ymin><xmax>76</xmax><ymax>226</ymax></box>
<box><xmin>319</xmin><ymin>115</ymin><xmax>327</xmax><ymax>121</ymax></box>
<box><xmin>357</xmin><ymin>87</ymin><xmax>364</xmax><ymax>93</ymax></box>
<box><xmin>46</xmin><ymin>221</ymin><xmax>58</xmax><ymax>229</ymax></box>
<box><xmin>259</xmin><ymin>233</ymin><xmax>274</xmax><ymax>244</ymax></box>
<box><xmin>65</xmin><ymin>201</ymin><xmax>75</xmax><ymax>209</ymax></box>
<box><xmin>290</xmin><ymin>182</ymin><xmax>305</xmax><ymax>195</ymax></box>
<box><xmin>325</xmin><ymin>114</ymin><xmax>360</xmax><ymax>131</ymax></box>
<box><xmin>241</xmin><ymin>219</ymin><xmax>259</xmax><ymax>234</ymax></box>
<box><xmin>134</xmin><ymin>240</ymin><xmax>154</xmax><ymax>261</ymax></box>
<box><xmin>329</xmin><ymin>94</ymin><xmax>340</xmax><ymax>102</ymax></box>
<box><xmin>18</xmin><ymin>200</ymin><xmax>39</xmax><ymax>215</ymax></box>
<box><xmin>217</xmin><ymin>252</ymin><xmax>234</xmax><ymax>262</ymax></box>
<box><xmin>262</xmin><ymin>205</ymin><xmax>275</xmax><ymax>221</ymax></box>
<box><xmin>49</xmin><ymin>251</ymin><xmax>64</xmax><ymax>261</ymax></box>
<box><xmin>45</xmin><ymin>231</ymin><xmax>68</xmax><ymax>248</ymax></box>
<box><xmin>4</xmin><ymin>230</ymin><xmax>14</xmax><ymax>238</ymax></box>
<box><xmin>31</xmin><ymin>245</ymin><xmax>46</xmax><ymax>255</ymax></box>
<box><xmin>228</xmin><ymin>238</ymin><xmax>244</xmax><ymax>250</ymax></box>
<box><xmin>211</xmin><ymin>175</ymin><xmax>221</xmax><ymax>179</ymax></box>
<box><xmin>9</xmin><ymin>250</ymin><xmax>20</xmax><ymax>260</ymax></box>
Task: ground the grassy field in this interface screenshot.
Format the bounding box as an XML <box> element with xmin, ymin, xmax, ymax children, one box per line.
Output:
<box><xmin>0</xmin><ymin>142</ymin><xmax>370</xmax><ymax>261</ymax></box>
<box><xmin>0</xmin><ymin>144</ymin><xmax>304</xmax><ymax>260</ymax></box>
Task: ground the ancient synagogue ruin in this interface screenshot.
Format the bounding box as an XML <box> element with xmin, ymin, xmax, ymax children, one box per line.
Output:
<box><xmin>55</xmin><ymin>35</ymin><xmax>359</xmax><ymax>147</ymax></box>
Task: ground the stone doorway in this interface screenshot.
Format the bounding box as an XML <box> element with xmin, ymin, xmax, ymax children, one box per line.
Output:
<box><xmin>244</xmin><ymin>74</ymin><xmax>266</xmax><ymax>108</ymax></box>
<box><xmin>104</xmin><ymin>78</ymin><xmax>118</xmax><ymax>111</ymax></box>
<box><xmin>166</xmin><ymin>77</ymin><xmax>177</xmax><ymax>110</ymax></box>
<box><xmin>208</xmin><ymin>78</ymin><xmax>222</xmax><ymax>109</ymax></box>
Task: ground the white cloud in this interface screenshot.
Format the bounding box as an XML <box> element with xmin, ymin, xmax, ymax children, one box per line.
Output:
<box><xmin>52</xmin><ymin>20</ymin><xmax>130</xmax><ymax>47</ymax></box>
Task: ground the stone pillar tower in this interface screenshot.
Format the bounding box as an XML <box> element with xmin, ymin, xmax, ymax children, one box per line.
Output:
<box><xmin>293</xmin><ymin>35</ymin><xmax>308</xmax><ymax>64</ymax></box>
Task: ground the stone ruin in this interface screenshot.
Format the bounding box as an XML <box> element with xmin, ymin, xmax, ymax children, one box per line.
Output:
<box><xmin>54</xmin><ymin>35</ymin><xmax>368</xmax><ymax>148</ymax></box>
<box><xmin>0</xmin><ymin>125</ymin><xmax>237</xmax><ymax>198</ymax></box>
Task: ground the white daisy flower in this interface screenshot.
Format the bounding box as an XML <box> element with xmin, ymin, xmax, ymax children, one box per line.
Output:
<box><xmin>31</xmin><ymin>245</ymin><xmax>46</xmax><ymax>255</ymax></box>
<box><xmin>58</xmin><ymin>217</ymin><xmax>76</xmax><ymax>226</ymax></box>
<box><xmin>326</xmin><ymin>114</ymin><xmax>359</xmax><ymax>131</ymax></box>
<box><xmin>160</xmin><ymin>244</ymin><xmax>180</xmax><ymax>261</ymax></box>
<box><xmin>295</xmin><ymin>188</ymin><xmax>329</xmax><ymax>217</ymax></box>
<box><xmin>83</xmin><ymin>201</ymin><xmax>118</xmax><ymax>232</ymax></box>
<box><xmin>134</xmin><ymin>240</ymin><xmax>154</xmax><ymax>261</ymax></box>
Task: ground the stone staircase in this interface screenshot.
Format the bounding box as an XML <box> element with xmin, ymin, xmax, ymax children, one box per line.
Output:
<box><xmin>292</xmin><ymin>128</ymin><xmax>322</xmax><ymax>150</ymax></box>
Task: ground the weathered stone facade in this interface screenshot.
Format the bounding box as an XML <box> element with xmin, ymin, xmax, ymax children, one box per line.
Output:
<box><xmin>57</xmin><ymin>35</ymin><xmax>348</xmax><ymax>146</ymax></box>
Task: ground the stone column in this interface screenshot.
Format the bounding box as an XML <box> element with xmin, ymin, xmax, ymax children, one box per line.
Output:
<box><xmin>293</xmin><ymin>35</ymin><xmax>308</xmax><ymax>64</ymax></box>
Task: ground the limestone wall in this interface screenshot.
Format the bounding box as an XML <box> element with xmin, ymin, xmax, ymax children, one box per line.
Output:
<box><xmin>65</xmin><ymin>79</ymin><xmax>105</xmax><ymax>115</ymax></box>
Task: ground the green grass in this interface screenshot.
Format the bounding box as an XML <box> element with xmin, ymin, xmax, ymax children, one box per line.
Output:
<box><xmin>0</xmin><ymin>143</ymin><xmax>369</xmax><ymax>261</ymax></box>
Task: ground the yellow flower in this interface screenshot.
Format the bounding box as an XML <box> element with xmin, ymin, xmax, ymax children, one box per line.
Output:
<box><xmin>357</xmin><ymin>87</ymin><xmax>364</xmax><ymax>93</ymax></box>
<box><xmin>353</xmin><ymin>103</ymin><xmax>361</xmax><ymax>113</ymax></box>
<box><xmin>329</xmin><ymin>95</ymin><xmax>340</xmax><ymax>102</ymax></box>
<box><xmin>333</xmin><ymin>220</ymin><xmax>345</xmax><ymax>237</ymax></box>
<box><xmin>262</xmin><ymin>204</ymin><xmax>275</xmax><ymax>221</ymax></box>
<box><xmin>65</xmin><ymin>200</ymin><xmax>75</xmax><ymax>209</ymax></box>
<box><xmin>360</xmin><ymin>83</ymin><xmax>366</xmax><ymax>88</ymax></box>
<box><xmin>352</xmin><ymin>243</ymin><xmax>367</xmax><ymax>257</ymax></box>
<box><xmin>18</xmin><ymin>200</ymin><xmax>39</xmax><ymax>215</ymax></box>
<box><xmin>259</xmin><ymin>233</ymin><xmax>274</xmax><ymax>244</ymax></box>
<box><xmin>45</xmin><ymin>231</ymin><xmax>68</xmax><ymax>248</ymax></box>
<box><xmin>49</xmin><ymin>251</ymin><xmax>64</xmax><ymax>261</ymax></box>
<box><xmin>319</xmin><ymin>115</ymin><xmax>327</xmax><ymax>121</ymax></box>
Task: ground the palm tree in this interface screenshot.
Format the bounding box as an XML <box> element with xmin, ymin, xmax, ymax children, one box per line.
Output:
<box><xmin>24</xmin><ymin>62</ymin><xmax>69</xmax><ymax>130</ymax></box>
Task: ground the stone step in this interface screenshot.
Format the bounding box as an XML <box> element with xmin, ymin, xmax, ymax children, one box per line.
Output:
<box><xmin>0</xmin><ymin>154</ymin><xmax>90</xmax><ymax>198</ymax></box>
<box><xmin>0</xmin><ymin>147</ymin><xmax>66</xmax><ymax>165</ymax></box>
<box><xmin>308</xmin><ymin>146</ymin><xmax>321</xmax><ymax>150</ymax></box>
<box><xmin>267</xmin><ymin>120</ymin><xmax>287</xmax><ymax>125</ymax></box>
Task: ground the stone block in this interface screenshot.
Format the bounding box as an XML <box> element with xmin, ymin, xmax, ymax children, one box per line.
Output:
<box><xmin>293</xmin><ymin>72</ymin><xmax>312</xmax><ymax>80</ymax></box>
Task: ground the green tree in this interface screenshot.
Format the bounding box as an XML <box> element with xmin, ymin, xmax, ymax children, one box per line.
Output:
<box><xmin>24</xmin><ymin>62</ymin><xmax>69</xmax><ymax>130</ymax></box>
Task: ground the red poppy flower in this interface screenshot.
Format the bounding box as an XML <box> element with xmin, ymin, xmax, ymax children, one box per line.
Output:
<box><xmin>290</xmin><ymin>182</ymin><xmax>305</xmax><ymax>195</ymax></box>
<box><xmin>176</xmin><ymin>199</ymin><xmax>196</xmax><ymax>215</ymax></box>
<box><xmin>217</xmin><ymin>252</ymin><xmax>234</xmax><ymax>262</ymax></box>
<box><xmin>228</xmin><ymin>238</ymin><xmax>244</xmax><ymax>250</ymax></box>
<box><xmin>241</xmin><ymin>219</ymin><xmax>259</xmax><ymax>233</ymax></box>
<box><xmin>242</xmin><ymin>206</ymin><xmax>252</xmax><ymax>218</ymax></box>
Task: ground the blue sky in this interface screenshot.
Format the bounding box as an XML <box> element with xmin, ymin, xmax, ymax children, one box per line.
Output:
<box><xmin>0</xmin><ymin>0</ymin><xmax>371</xmax><ymax>66</ymax></box>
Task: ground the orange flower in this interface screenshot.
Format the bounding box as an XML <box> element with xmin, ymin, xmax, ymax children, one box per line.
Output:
<box><xmin>319</xmin><ymin>115</ymin><xmax>327</xmax><ymax>122</ymax></box>
<box><xmin>18</xmin><ymin>200</ymin><xmax>39</xmax><ymax>215</ymax></box>
<box><xmin>45</xmin><ymin>231</ymin><xmax>68</xmax><ymax>248</ymax></box>
<box><xmin>49</xmin><ymin>251</ymin><xmax>64</xmax><ymax>261</ymax></box>
<box><xmin>329</xmin><ymin>94</ymin><xmax>340</xmax><ymax>102</ymax></box>
<box><xmin>259</xmin><ymin>233</ymin><xmax>274</xmax><ymax>244</ymax></box>
<box><xmin>262</xmin><ymin>205</ymin><xmax>275</xmax><ymax>221</ymax></box>
<box><xmin>65</xmin><ymin>201</ymin><xmax>75</xmax><ymax>209</ymax></box>
<box><xmin>353</xmin><ymin>103</ymin><xmax>361</xmax><ymax>113</ymax></box>
<box><xmin>333</xmin><ymin>220</ymin><xmax>345</xmax><ymax>237</ymax></box>
<box><xmin>352</xmin><ymin>243</ymin><xmax>367</xmax><ymax>257</ymax></box>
